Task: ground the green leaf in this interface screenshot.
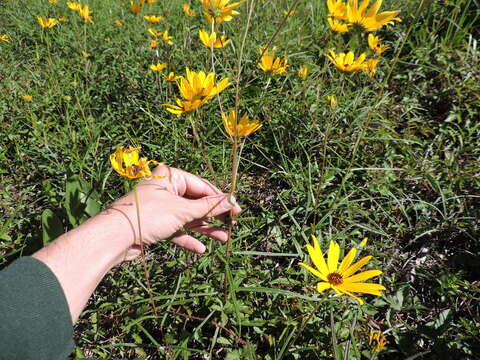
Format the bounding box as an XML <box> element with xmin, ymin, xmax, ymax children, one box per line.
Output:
<box><xmin>41</xmin><ymin>209</ymin><xmax>64</xmax><ymax>246</ymax></box>
<box><xmin>64</xmin><ymin>175</ymin><xmax>101</xmax><ymax>227</ymax></box>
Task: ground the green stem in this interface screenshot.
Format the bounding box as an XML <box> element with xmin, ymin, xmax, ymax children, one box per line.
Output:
<box><xmin>279</xmin><ymin>299</ymin><xmax>323</xmax><ymax>360</ymax></box>
<box><xmin>331</xmin><ymin>306</ymin><xmax>339</xmax><ymax>359</ymax></box>
<box><xmin>133</xmin><ymin>184</ymin><xmax>158</xmax><ymax>317</ymax></box>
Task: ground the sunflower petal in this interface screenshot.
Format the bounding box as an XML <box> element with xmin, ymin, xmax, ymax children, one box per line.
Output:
<box><xmin>317</xmin><ymin>282</ymin><xmax>331</xmax><ymax>293</ymax></box>
<box><xmin>344</xmin><ymin>269</ymin><xmax>382</xmax><ymax>283</ymax></box>
<box><xmin>342</xmin><ymin>255</ymin><xmax>372</xmax><ymax>278</ymax></box>
<box><xmin>338</xmin><ymin>247</ymin><xmax>356</xmax><ymax>274</ymax></box>
<box><xmin>299</xmin><ymin>262</ymin><xmax>328</xmax><ymax>282</ymax></box>
<box><xmin>339</xmin><ymin>282</ymin><xmax>386</xmax><ymax>295</ymax></box>
<box><xmin>327</xmin><ymin>241</ymin><xmax>340</xmax><ymax>273</ymax></box>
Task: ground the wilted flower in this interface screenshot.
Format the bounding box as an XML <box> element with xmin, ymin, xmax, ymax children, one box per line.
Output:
<box><xmin>198</xmin><ymin>29</ymin><xmax>230</xmax><ymax>48</ymax></box>
<box><xmin>368</xmin><ymin>34</ymin><xmax>389</xmax><ymax>56</ymax></box>
<box><xmin>258</xmin><ymin>54</ymin><xmax>288</xmax><ymax>75</ymax></box>
<box><xmin>299</xmin><ymin>236</ymin><xmax>386</xmax><ymax>304</ymax></box>
<box><xmin>147</xmin><ymin>28</ymin><xmax>162</xmax><ymax>37</ymax></box>
<box><xmin>222</xmin><ymin>109</ymin><xmax>262</xmax><ymax>137</ymax></box>
<box><xmin>0</xmin><ymin>34</ymin><xmax>10</xmax><ymax>42</ymax></box>
<box><xmin>58</xmin><ymin>15</ymin><xmax>67</xmax><ymax>22</ymax></box>
<box><xmin>114</xmin><ymin>19</ymin><xmax>123</xmax><ymax>26</ymax></box>
<box><xmin>346</xmin><ymin>0</ymin><xmax>401</xmax><ymax>32</ymax></box>
<box><xmin>200</xmin><ymin>0</ymin><xmax>244</xmax><ymax>24</ymax></box>
<box><xmin>182</xmin><ymin>3</ymin><xmax>196</xmax><ymax>16</ymax></box>
<box><xmin>327</xmin><ymin>50</ymin><xmax>367</xmax><ymax>72</ymax></box>
<box><xmin>37</xmin><ymin>16</ymin><xmax>59</xmax><ymax>29</ymax></box>
<box><xmin>130</xmin><ymin>1</ymin><xmax>143</xmax><ymax>14</ymax></box>
<box><xmin>363</xmin><ymin>58</ymin><xmax>379</xmax><ymax>76</ymax></box>
<box><xmin>150</xmin><ymin>63</ymin><xmax>167</xmax><ymax>71</ymax></box>
<box><xmin>298</xmin><ymin>66</ymin><xmax>308</xmax><ymax>80</ymax></box>
<box><xmin>162</xmin><ymin>68</ymin><xmax>230</xmax><ymax>116</ymax></box>
<box><xmin>110</xmin><ymin>147</ymin><xmax>160</xmax><ymax>180</ymax></box>
<box><xmin>150</xmin><ymin>39</ymin><xmax>158</xmax><ymax>49</ymax></box>
<box><xmin>369</xmin><ymin>328</ymin><xmax>388</xmax><ymax>353</ymax></box>
<box><xmin>327</xmin><ymin>18</ymin><xmax>350</xmax><ymax>33</ymax></box>
<box><xmin>144</xmin><ymin>15</ymin><xmax>163</xmax><ymax>22</ymax></box>
<box><xmin>162</xmin><ymin>72</ymin><xmax>181</xmax><ymax>82</ymax></box>
<box><xmin>327</xmin><ymin>95</ymin><xmax>337</xmax><ymax>107</ymax></box>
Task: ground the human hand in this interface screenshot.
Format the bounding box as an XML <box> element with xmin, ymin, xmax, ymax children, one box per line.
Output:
<box><xmin>109</xmin><ymin>165</ymin><xmax>241</xmax><ymax>257</ymax></box>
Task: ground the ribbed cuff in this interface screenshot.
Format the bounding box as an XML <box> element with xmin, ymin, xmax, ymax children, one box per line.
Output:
<box><xmin>0</xmin><ymin>257</ymin><xmax>74</xmax><ymax>360</ymax></box>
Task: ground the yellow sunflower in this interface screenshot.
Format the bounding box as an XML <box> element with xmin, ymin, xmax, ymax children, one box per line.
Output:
<box><xmin>299</xmin><ymin>236</ymin><xmax>386</xmax><ymax>304</ymax></box>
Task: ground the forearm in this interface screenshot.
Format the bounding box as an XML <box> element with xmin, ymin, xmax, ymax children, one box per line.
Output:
<box><xmin>32</xmin><ymin>208</ymin><xmax>134</xmax><ymax>323</ymax></box>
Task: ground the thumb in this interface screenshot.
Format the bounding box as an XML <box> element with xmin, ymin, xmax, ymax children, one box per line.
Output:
<box><xmin>187</xmin><ymin>194</ymin><xmax>237</xmax><ymax>220</ymax></box>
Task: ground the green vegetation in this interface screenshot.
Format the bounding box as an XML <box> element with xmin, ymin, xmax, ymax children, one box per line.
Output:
<box><xmin>1</xmin><ymin>0</ymin><xmax>479</xmax><ymax>358</ymax></box>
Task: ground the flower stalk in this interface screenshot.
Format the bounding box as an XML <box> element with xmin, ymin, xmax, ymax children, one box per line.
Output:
<box><xmin>133</xmin><ymin>185</ymin><xmax>158</xmax><ymax>316</ymax></box>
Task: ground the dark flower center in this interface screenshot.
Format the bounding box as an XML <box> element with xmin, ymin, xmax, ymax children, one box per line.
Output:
<box><xmin>327</xmin><ymin>272</ymin><xmax>343</xmax><ymax>286</ymax></box>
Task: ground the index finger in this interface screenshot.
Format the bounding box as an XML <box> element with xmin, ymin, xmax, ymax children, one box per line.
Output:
<box><xmin>153</xmin><ymin>165</ymin><xmax>223</xmax><ymax>198</ymax></box>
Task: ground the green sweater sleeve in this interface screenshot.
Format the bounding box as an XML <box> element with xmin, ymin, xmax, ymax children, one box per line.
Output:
<box><xmin>0</xmin><ymin>256</ymin><xmax>74</xmax><ymax>360</ymax></box>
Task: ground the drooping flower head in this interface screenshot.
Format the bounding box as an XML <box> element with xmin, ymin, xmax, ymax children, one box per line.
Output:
<box><xmin>130</xmin><ymin>1</ymin><xmax>143</xmax><ymax>14</ymax></box>
<box><xmin>110</xmin><ymin>147</ymin><xmax>161</xmax><ymax>180</ymax></box>
<box><xmin>327</xmin><ymin>95</ymin><xmax>337</xmax><ymax>107</ymax></box>
<box><xmin>346</xmin><ymin>0</ymin><xmax>400</xmax><ymax>32</ymax></box>
<box><xmin>368</xmin><ymin>34</ymin><xmax>389</xmax><ymax>56</ymax></box>
<box><xmin>258</xmin><ymin>55</ymin><xmax>288</xmax><ymax>75</ymax></box>
<box><xmin>369</xmin><ymin>328</ymin><xmax>388</xmax><ymax>353</ymax></box>
<box><xmin>299</xmin><ymin>235</ymin><xmax>386</xmax><ymax>304</ymax></box>
<box><xmin>222</xmin><ymin>109</ymin><xmax>262</xmax><ymax>137</ymax></box>
<box><xmin>182</xmin><ymin>3</ymin><xmax>197</xmax><ymax>16</ymax></box>
<box><xmin>144</xmin><ymin>15</ymin><xmax>163</xmax><ymax>22</ymax></box>
<box><xmin>162</xmin><ymin>72</ymin><xmax>181</xmax><ymax>82</ymax></box>
<box><xmin>162</xmin><ymin>68</ymin><xmax>230</xmax><ymax>116</ymax></box>
<box><xmin>199</xmin><ymin>0</ymin><xmax>244</xmax><ymax>24</ymax></box>
<box><xmin>327</xmin><ymin>50</ymin><xmax>367</xmax><ymax>72</ymax></box>
<box><xmin>37</xmin><ymin>16</ymin><xmax>59</xmax><ymax>29</ymax></box>
<box><xmin>150</xmin><ymin>63</ymin><xmax>167</xmax><ymax>71</ymax></box>
<box><xmin>160</xmin><ymin>29</ymin><xmax>174</xmax><ymax>45</ymax></box>
<box><xmin>199</xmin><ymin>29</ymin><xmax>230</xmax><ymax>48</ymax></box>
<box><xmin>298</xmin><ymin>65</ymin><xmax>309</xmax><ymax>80</ymax></box>
<box><xmin>363</xmin><ymin>57</ymin><xmax>379</xmax><ymax>77</ymax></box>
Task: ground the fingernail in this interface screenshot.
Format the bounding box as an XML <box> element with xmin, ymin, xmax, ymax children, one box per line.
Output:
<box><xmin>227</xmin><ymin>195</ymin><xmax>237</xmax><ymax>206</ymax></box>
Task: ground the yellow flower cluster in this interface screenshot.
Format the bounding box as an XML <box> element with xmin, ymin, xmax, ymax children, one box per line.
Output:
<box><xmin>162</xmin><ymin>68</ymin><xmax>230</xmax><ymax>116</ymax></box>
<box><xmin>67</xmin><ymin>2</ymin><xmax>94</xmax><ymax>23</ymax></box>
<box><xmin>326</xmin><ymin>0</ymin><xmax>400</xmax><ymax>76</ymax></box>
<box><xmin>327</xmin><ymin>0</ymin><xmax>400</xmax><ymax>33</ymax></box>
